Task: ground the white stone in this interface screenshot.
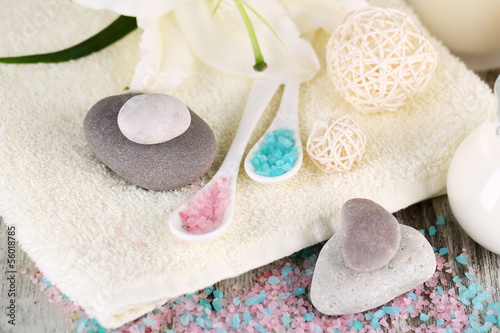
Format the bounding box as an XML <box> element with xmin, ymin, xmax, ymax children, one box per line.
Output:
<box><xmin>310</xmin><ymin>225</ymin><xmax>436</xmax><ymax>315</ymax></box>
<box><xmin>117</xmin><ymin>93</ymin><xmax>191</xmax><ymax>145</ymax></box>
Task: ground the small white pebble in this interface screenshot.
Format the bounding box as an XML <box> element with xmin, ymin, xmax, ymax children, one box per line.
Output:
<box><xmin>117</xmin><ymin>93</ymin><xmax>191</xmax><ymax>145</ymax></box>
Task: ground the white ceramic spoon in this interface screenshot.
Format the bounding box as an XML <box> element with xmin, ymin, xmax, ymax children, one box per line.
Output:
<box><xmin>169</xmin><ymin>80</ymin><xmax>280</xmax><ymax>243</ymax></box>
<box><xmin>244</xmin><ymin>82</ymin><xmax>302</xmax><ymax>184</ymax></box>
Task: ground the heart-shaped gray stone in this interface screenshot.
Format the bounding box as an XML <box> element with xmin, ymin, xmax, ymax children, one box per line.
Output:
<box><xmin>310</xmin><ymin>225</ymin><xmax>436</xmax><ymax>315</ymax></box>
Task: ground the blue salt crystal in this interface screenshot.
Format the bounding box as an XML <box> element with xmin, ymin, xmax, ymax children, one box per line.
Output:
<box><xmin>374</xmin><ymin>309</ymin><xmax>385</xmax><ymax>319</ymax></box>
<box><xmin>407</xmin><ymin>305</ymin><xmax>414</xmax><ymax>314</ymax></box>
<box><xmin>429</xmin><ymin>226</ymin><xmax>437</xmax><ymax>236</ymax></box>
<box><xmin>243</xmin><ymin>311</ymin><xmax>252</xmax><ymax>324</ymax></box>
<box><xmin>479</xmin><ymin>324</ymin><xmax>491</xmax><ymax>333</ymax></box>
<box><xmin>213</xmin><ymin>298</ymin><xmax>222</xmax><ymax>311</ymax></box>
<box><xmin>255</xmin><ymin>323</ymin><xmax>267</xmax><ymax>333</ymax></box>
<box><xmin>233</xmin><ymin>297</ymin><xmax>241</xmax><ymax>306</ymax></box>
<box><xmin>282</xmin><ymin>266</ymin><xmax>293</xmax><ymax>277</ymax></box>
<box><xmin>420</xmin><ymin>313</ymin><xmax>429</xmax><ymax>321</ymax></box>
<box><xmin>295</xmin><ymin>287</ymin><xmax>305</xmax><ymax>296</ymax></box>
<box><xmin>279</xmin><ymin>292</ymin><xmax>291</xmax><ymax>299</ymax></box>
<box><xmin>353</xmin><ymin>320</ymin><xmax>363</xmax><ymax>330</ymax></box>
<box><xmin>437</xmin><ymin>318</ymin><xmax>444</xmax><ymax>326</ymax></box>
<box><xmin>382</xmin><ymin>306</ymin><xmax>402</xmax><ymax>315</ymax></box>
<box><xmin>268</xmin><ymin>276</ymin><xmax>280</xmax><ymax>284</ymax></box>
<box><xmin>196</xmin><ymin>316</ymin><xmax>205</xmax><ymax>327</ymax></box>
<box><xmin>465</xmin><ymin>272</ymin><xmax>476</xmax><ymax>281</ymax></box>
<box><xmin>281</xmin><ymin>316</ymin><xmax>291</xmax><ymax>325</ymax></box>
<box><xmin>245</xmin><ymin>296</ymin><xmax>257</xmax><ymax>306</ymax></box>
<box><xmin>142</xmin><ymin>318</ymin><xmax>156</xmax><ymax>327</ymax></box>
<box><xmin>251</xmin><ymin>128</ymin><xmax>297</xmax><ymax>177</ymax></box>
<box><xmin>180</xmin><ymin>312</ymin><xmax>190</xmax><ymax>326</ymax></box>
<box><xmin>371</xmin><ymin>318</ymin><xmax>380</xmax><ymax>329</ymax></box>
<box><xmin>436</xmin><ymin>215</ymin><xmax>445</xmax><ymax>225</ymax></box>
<box><xmin>456</xmin><ymin>254</ymin><xmax>468</xmax><ymax>265</ymax></box>
<box><xmin>439</xmin><ymin>247</ymin><xmax>448</xmax><ymax>255</ymax></box>
<box><xmin>231</xmin><ymin>314</ymin><xmax>241</xmax><ymax>329</ymax></box>
<box><xmin>303</xmin><ymin>312</ymin><xmax>314</xmax><ymax>322</ymax></box>
<box><xmin>407</xmin><ymin>292</ymin><xmax>417</xmax><ymax>301</ymax></box>
<box><xmin>256</xmin><ymin>290</ymin><xmax>266</xmax><ymax>303</ymax></box>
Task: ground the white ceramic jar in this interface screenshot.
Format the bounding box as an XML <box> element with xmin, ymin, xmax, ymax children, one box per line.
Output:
<box><xmin>407</xmin><ymin>0</ymin><xmax>500</xmax><ymax>69</ymax></box>
<box><xmin>447</xmin><ymin>121</ymin><xmax>500</xmax><ymax>255</ymax></box>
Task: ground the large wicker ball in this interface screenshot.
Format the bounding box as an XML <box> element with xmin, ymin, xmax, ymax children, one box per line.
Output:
<box><xmin>326</xmin><ymin>7</ymin><xmax>438</xmax><ymax>113</ymax></box>
<box><xmin>307</xmin><ymin>116</ymin><xmax>366</xmax><ymax>173</ymax></box>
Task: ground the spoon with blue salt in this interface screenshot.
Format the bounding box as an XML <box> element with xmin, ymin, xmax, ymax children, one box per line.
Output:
<box><xmin>169</xmin><ymin>80</ymin><xmax>280</xmax><ymax>243</ymax></box>
<box><xmin>244</xmin><ymin>82</ymin><xmax>303</xmax><ymax>184</ymax></box>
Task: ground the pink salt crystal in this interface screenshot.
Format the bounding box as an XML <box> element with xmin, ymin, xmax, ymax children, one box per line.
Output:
<box><xmin>341</xmin><ymin>198</ymin><xmax>401</xmax><ymax>272</ymax></box>
<box><xmin>180</xmin><ymin>177</ymin><xmax>231</xmax><ymax>234</ymax></box>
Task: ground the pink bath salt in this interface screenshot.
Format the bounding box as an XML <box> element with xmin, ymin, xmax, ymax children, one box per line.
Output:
<box><xmin>179</xmin><ymin>177</ymin><xmax>231</xmax><ymax>234</ymax></box>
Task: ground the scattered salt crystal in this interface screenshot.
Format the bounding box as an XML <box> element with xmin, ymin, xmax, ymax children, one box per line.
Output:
<box><xmin>456</xmin><ymin>254</ymin><xmax>468</xmax><ymax>265</ymax></box>
<box><xmin>439</xmin><ymin>247</ymin><xmax>448</xmax><ymax>255</ymax></box>
<box><xmin>436</xmin><ymin>215</ymin><xmax>445</xmax><ymax>225</ymax></box>
<box><xmin>429</xmin><ymin>226</ymin><xmax>437</xmax><ymax>236</ymax></box>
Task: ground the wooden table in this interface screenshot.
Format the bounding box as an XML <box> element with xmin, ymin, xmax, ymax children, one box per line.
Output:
<box><xmin>1</xmin><ymin>72</ymin><xmax>499</xmax><ymax>332</ymax></box>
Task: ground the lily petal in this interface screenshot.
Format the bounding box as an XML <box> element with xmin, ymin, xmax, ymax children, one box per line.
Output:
<box><xmin>174</xmin><ymin>0</ymin><xmax>320</xmax><ymax>83</ymax></box>
<box><xmin>73</xmin><ymin>0</ymin><xmax>189</xmax><ymax>17</ymax></box>
<box><xmin>130</xmin><ymin>15</ymin><xmax>194</xmax><ymax>92</ymax></box>
<box><xmin>280</xmin><ymin>0</ymin><xmax>369</xmax><ymax>39</ymax></box>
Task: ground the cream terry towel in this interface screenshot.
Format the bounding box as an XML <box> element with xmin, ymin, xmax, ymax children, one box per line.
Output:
<box><xmin>0</xmin><ymin>0</ymin><xmax>495</xmax><ymax>328</ymax></box>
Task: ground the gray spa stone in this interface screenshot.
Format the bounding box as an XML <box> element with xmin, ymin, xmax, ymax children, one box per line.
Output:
<box><xmin>117</xmin><ymin>93</ymin><xmax>191</xmax><ymax>145</ymax></box>
<box><xmin>342</xmin><ymin>198</ymin><xmax>401</xmax><ymax>272</ymax></box>
<box><xmin>310</xmin><ymin>225</ymin><xmax>436</xmax><ymax>316</ymax></box>
<box><xmin>84</xmin><ymin>93</ymin><xmax>217</xmax><ymax>191</ymax></box>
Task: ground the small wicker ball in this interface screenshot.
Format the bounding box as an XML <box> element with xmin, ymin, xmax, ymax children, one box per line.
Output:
<box><xmin>326</xmin><ymin>7</ymin><xmax>437</xmax><ymax>113</ymax></box>
<box><xmin>307</xmin><ymin>116</ymin><xmax>366</xmax><ymax>173</ymax></box>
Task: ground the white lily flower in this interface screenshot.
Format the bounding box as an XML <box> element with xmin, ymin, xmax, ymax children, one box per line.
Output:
<box><xmin>279</xmin><ymin>0</ymin><xmax>369</xmax><ymax>40</ymax></box>
<box><xmin>74</xmin><ymin>0</ymin><xmax>367</xmax><ymax>92</ymax></box>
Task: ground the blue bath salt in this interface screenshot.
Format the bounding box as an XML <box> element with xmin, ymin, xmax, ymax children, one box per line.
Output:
<box><xmin>303</xmin><ymin>312</ymin><xmax>314</xmax><ymax>322</ymax></box>
<box><xmin>353</xmin><ymin>320</ymin><xmax>363</xmax><ymax>331</ymax></box>
<box><xmin>243</xmin><ymin>311</ymin><xmax>252</xmax><ymax>324</ymax></box>
<box><xmin>251</xmin><ymin>128</ymin><xmax>298</xmax><ymax>177</ymax></box>
<box><xmin>281</xmin><ymin>315</ymin><xmax>292</xmax><ymax>325</ymax></box>
<box><xmin>456</xmin><ymin>254</ymin><xmax>468</xmax><ymax>265</ymax></box>
<box><xmin>436</xmin><ymin>215</ymin><xmax>445</xmax><ymax>225</ymax></box>
<box><xmin>231</xmin><ymin>314</ymin><xmax>241</xmax><ymax>329</ymax></box>
<box><xmin>268</xmin><ymin>276</ymin><xmax>280</xmax><ymax>284</ymax></box>
<box><xmin>429</xmin><ymin>226</ymin><xmax>437</xmax><ymax>236</ymax></box>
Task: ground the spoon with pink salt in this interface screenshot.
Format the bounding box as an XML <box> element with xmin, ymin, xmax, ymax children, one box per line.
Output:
<box><xmin>169</xmin><ymin>80</ymin><xmax>281</xmax><ymax>242</ymax></box>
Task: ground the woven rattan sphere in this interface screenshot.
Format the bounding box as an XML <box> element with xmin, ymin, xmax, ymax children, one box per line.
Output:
<box><xmin>307</xmin><ymin>116</ymin><xmax>366</xmax><ymax>173</ymax></box>
<box><xmin>326</xmin><ymin>7</ymin><xmax>437</xmax><ymax>113</ymax></box>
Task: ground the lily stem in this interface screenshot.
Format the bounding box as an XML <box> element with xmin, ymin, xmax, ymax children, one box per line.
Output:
<box><xmin>233</xmin><ymin>0</ymin><xmax>267</xmax><ymax>71</ymax></box>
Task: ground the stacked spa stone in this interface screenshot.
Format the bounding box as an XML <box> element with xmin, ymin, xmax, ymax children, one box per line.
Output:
<box><xmin>311</xmin><ymin>198</ymin><xmax>436</xmax><ymax>315</ymax></box>
<box><xmin>84</xmin><ymin>93</ymin><xmax>217</xmax><ymax>191</ymax></box>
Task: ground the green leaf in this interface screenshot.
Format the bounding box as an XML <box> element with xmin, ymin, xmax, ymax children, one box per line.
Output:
<box><xmin>0</xmin><ymin>15</ymin><xmax>137</xmax><ymax>64</ymax></box>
